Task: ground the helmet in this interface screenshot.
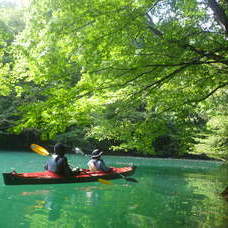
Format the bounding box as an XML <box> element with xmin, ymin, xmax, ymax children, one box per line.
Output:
<box><xmin>91</xmin><ymin>149</ymin><xmax>103</xmax><ymax>159</ymax></box>
<box><xmin>54</xmin><ymin>143</ymin><xmax>66</xmax><ymax>156</ymax></box>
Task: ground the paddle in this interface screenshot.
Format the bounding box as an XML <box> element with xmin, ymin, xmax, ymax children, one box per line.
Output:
<box><xmin>30</xmin><ymin>144</ymin><xmax>112</xmax><ymax>185</ymax></box>
<box><xmin>117</xmin><ymin>173</ymin><xmax>138</xmax><ymax>183</ymax></box>
<box><xmin>78</xmin><ymin>169</ymin><xmax>113</xmax><ymax>185</ymax></box>
<box><xmin>30</xmin><ymin>144</ymin><xmax>49</xmax><ymax>156</ymax></box>
<box><xmin>73</xmin><ymin>146</ymin><xmax>138</xmax><ymax>183</ymax></box>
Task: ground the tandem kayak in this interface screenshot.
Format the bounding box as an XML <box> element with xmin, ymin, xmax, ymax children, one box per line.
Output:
<box><xmin>2</xmin><ymin>166</ymin><xmax>136</xmax><ymax>185</ymax></box>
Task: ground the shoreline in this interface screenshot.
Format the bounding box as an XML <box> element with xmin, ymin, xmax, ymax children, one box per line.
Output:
<box><xmin>103</xmin><ymin>152</ymin><xmax>225</xmax><ymax>162</ymax></box>
<box><xmin>1</xmin><ymin>149</ymin><xmax>225</xmax><ymax>162</ymax></box>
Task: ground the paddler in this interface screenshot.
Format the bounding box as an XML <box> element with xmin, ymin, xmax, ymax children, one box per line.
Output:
<box><xmin>87</xmin><ymin>149</ymin><xmax>111</xmax><ymax>172</ymax></box>
<box><xmin>44</xmin><ymin>143</ymin><xmax>79</xmax><ymax>176</ymax></box>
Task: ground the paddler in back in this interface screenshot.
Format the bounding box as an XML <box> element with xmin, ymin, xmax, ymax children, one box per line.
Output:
<box><xmin>44</xmin><ymin>143</ymin><xmax>77</xmax><ymax>176</ymax></box>
<box><xmin>87</xmin><ymin>149</ymin><xmax>111</xmax><ymax>172</ymax></box>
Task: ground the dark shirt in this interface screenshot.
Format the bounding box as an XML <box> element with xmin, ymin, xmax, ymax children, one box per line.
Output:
<box><xmin>44</xmin><ymin>155</ymin><xmax>72</xmax><ymax>176</ymax></box>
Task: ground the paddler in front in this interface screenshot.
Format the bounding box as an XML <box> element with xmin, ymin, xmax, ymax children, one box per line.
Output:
<box><xmin>44</xmin><ymin>143</ymin><xmax>80</xmax><ymax>176</ymax></box>
<box><xmin>87</xmin><ymin>149</ymin><xmax>111</xmax><ymax>172</ymax></box>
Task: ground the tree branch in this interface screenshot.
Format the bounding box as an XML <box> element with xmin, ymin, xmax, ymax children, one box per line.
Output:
<box><xmin>207</xmin><ymin>0</ymin><xmax>228</xmax><ymax>34</ymax></box>
<box><xmin>180</xmin><ymin>42</ymin><xmax>228</xmax><ymax>64</ymax></box>
<box><xmin>134</xmin><ymin>65</ymin><xmax>188</xmax><ymax>96</ymax></box>
<box><xmin>189</xmin><ymin>83</ymin><xmax>228</xmax><ymax>103</ymax></box>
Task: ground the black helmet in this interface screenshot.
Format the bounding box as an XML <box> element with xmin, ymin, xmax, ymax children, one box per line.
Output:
<box><xmin>54</xmin><ymin>143</ymin><xmax>65</xmax><ymax>156</ymax></box>
<box><xmin>91</xmin><ymin>149</ymin><xmax>103</xmax><ymax>159</ymax></box>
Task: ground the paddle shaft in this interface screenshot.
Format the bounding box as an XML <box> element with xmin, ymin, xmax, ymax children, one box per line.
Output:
<box><xmin>117</xmin><ymin>172</ymin><xmax>138</xmax><ymax>183</ymax></box>
<box><xmin>80</xmin><ymin>170</ymin><xmax>112</xmax><ymax>185</ymax></box>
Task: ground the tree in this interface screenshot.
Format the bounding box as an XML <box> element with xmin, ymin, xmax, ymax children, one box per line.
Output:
<box><xmin>0</xmin><ymin>1</ymin><xmax>25</xmax><ymax>131</ymax></box>
<box><xmin>7</xmin><ymin>0</ymin><xmax>228</xmax><ymax>154</ymax></box>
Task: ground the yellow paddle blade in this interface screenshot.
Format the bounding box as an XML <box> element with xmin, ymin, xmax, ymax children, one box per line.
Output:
<box><xmin>98</xmin><ymin>178</ymin><xmax>113</xmax><ymax>185</ymax></box>
<box><xmin>30</xmin><ymin>144</ymin><xmax>50</xmax><ymax>156</ymax></box>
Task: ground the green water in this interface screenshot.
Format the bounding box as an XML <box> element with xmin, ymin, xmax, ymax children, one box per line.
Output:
<box><xmin>0</xmin><ymin>152</ymin><xmax>227</xmax><ymax>228</ymax></box>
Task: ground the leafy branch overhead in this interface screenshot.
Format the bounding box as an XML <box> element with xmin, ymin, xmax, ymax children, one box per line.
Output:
<box><xmin>0</xmin><ymin>0</ymin><xmax>227</xmax><ymax>155</ymax></box>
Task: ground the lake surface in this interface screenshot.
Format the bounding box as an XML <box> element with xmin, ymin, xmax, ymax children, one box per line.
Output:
<box><xmin>0</xmin><ymin>151</ymin><xmax>227</xmax><ymax>228</ymax></box>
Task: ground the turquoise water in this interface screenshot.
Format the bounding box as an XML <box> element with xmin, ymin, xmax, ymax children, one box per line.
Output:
<box><xmin>0</xmin><ymin>152</ymin><xmax>227</xmax><ymax>228</ymax></box>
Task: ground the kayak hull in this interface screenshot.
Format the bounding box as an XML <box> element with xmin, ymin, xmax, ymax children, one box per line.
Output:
<box><xmin>2</xmin><ymin>166</ymin><xmax>136</xmax><ymax>185</ymax></box>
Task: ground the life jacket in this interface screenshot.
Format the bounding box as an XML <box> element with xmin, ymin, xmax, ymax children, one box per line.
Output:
<box><xmin>87</xmin><ymin>159</ymin><xmax>99</xmax><ymax>171</ymax></box>
<box><xmin>87</xmin><ymin>159</ymin><xmax>111</xmax><ymax>172</ymax></box>
<box><xmin>45</xmin><ymin>154</ymin><xmax>72</xmax><ymax>175</ymax></box>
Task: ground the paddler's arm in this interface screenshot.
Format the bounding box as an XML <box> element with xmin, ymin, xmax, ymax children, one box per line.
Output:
<box><xmin>61</xmin><ymin>157</ymin><xmax>75</xmax><ymax>176</ymax></box>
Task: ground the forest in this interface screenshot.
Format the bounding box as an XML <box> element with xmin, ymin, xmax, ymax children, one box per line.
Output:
<box><xmin>0</xmin><ymin>0</ymin><xmax>227</xmax><ymax>159</ymax></box>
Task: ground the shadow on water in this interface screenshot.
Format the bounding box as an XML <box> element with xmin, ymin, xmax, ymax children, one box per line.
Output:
<box><xmin>0</xmin><ymin>153</ymin><xmax>227</xmax><ymax>227</ymax></box>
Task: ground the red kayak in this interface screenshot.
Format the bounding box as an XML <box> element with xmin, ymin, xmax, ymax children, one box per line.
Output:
<box><xmin>2</xmin><ymin>166</ymin><xmax>136</xmax><ymax>185</ymax></box>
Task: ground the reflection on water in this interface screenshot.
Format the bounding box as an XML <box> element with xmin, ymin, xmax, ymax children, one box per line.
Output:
<box><xmin>0</xmin><ymin>152</ymin><xmax>227</xmax><ymax>227</ymax></box>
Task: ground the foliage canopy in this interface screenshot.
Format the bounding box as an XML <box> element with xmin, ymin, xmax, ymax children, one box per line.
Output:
<box><xmin>0</xmin><ymin>0</ymin><xmax>227</xmax><ymax>156</ymax></box>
